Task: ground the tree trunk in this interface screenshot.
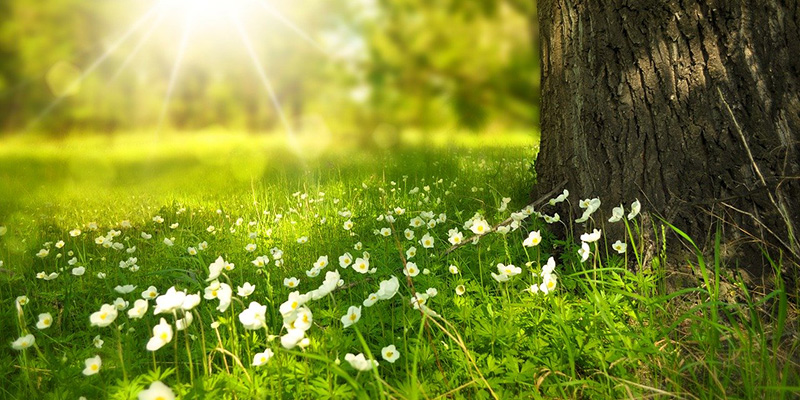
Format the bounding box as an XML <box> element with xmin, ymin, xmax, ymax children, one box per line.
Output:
<box><xmin>535</xmin><ymin>0</ymin><xmax>800</xmax><ymax>271</ymax></box>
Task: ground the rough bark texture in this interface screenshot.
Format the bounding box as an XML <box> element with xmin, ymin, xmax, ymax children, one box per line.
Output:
<box><xmin>535</xmin><ymin>0</ymin><xmax>800</xmax><ymax>272</ymax></box>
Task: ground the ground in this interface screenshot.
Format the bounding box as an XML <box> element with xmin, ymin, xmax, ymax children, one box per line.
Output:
<box><xmin>0</xmin><ymin>132</ymin><xmax>795</xmax><ymax>399</ymax></box>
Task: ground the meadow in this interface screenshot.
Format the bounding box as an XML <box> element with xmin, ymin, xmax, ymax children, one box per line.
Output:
<box><xmin>0</xmin><ymin>132</ymin><xmax>796</xmax><ymax>399</ymax></box>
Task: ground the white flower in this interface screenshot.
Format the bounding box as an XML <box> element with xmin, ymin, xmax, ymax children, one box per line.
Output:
<box><xmin>115</xmin><ymin>284</ymin><xmax>136</xmax><ymax>294</ymax></box>
<box><xmin>36</xmin><ymin>313</ymin><xmax>53</xmax><ymax>329</ymax></box>
<box><xmin>404</xmin><ymin>229</ymin><xmax>415</xmax><ymax>240</ymax></box>
<box><xmin>82</xmin><ymin>355</ymin><xmax>102</xmax><ymax>376</ymax></box>
<box><xmin>163</xmin><ymin>238</ymin><xmax>174</xmax><ymax>247</ymax></box>
<box><xmin>214</xmin><ymin>283</ymin><xmax>233</xmax><ymax>312</ymax></box>
<box><xmin>90</xmin><ymin>304</ymin><xmax>118</xmax><ymax>327</ymax></box>
<box><xmin>239</xmin><ymin>302</ymin><xmax>267</xmax><ymax>330</ymax></box>
<box><xmin>363</xmin><ymin>293</ymin><xmax>379</xmax><ymax>307</ymax></box>
<box><xmin>405</xmin><ymin>246</ymin><xmax>417</xmax><ymax>259</ymax></box>
<box><xmin>69</xmin><ymin>229</ymin><xmax>81</xmax><ymax>237</ymax></box>
<box><xmin>297</xmin><ymin>236</ymin><xmax>308</xmax><ymax>244</ymax></box>
<box><xmin>542</xmin><ymin>257</ymin><xmax>556</xmax><ymax>276</ymax></box>
<box><xmin>154</xmin><ymin>287</ymin><xmax>187</xmax><ymax>315</ymax></box>
<box><xmin>252</xmin><ymin>349</ymin><xmax>274</xmax><ymax>367</ymax></box>
<box><xmin>284</xmin><ymin>277</ymin><xmax>300</xmax><ymax>288</ymax></box>
<box><xmin>376</xmin><ymin>276</ymin><xmax>400</xmax><ymax>300</ymax></box>
<box><xmin>251</xmin><ymin>255</ymin><xmax>269</xmax><ymax>267</ymax></box>
<box><xmin>314</xmin><ymin>255</ymin><xmax>329</xmax><ymax>269</ymax></box>
<box><xmin>354</xmin><ymin>242</ymin><xmax>362</xmax><ymax>250</ymax></box>
<box><xmin>181</xmin><ymin>293</ymin><xmax>201</xmax><ymax>311</ymax></box>
<box><xmin>612</xmin><ymin>240</ymin><xmax>627</xmax><ymax>254</ymax></box>
<box><xmin>419</xmin><ymin>233</ymin><xmax>434</xmax><ymax>249</ymax></box>
<box><xmin>93</xmin><ymin>335</ymin><xmax>104</xmax><ymax>348</ymax></box>
<box><xmin>237</xmin><ymin>282</ymin><xmax>256</xmax><ymax>297</ymax></box>
<box><xmin>381</xmin><ymin>345</ymin><xmax>400</xmax><ymax>363</ymax></box>
<box><xmin>206</xmin><ymin>256</ymin><xmax>227</xmax><ymax>281</ymax></box>
<box><xmin>137</xmin><ymin>381</ymin><xmax>175</xmax><ymax>400</ymax></box>
<box><xmin>491</xmin><ymin>272</ymin><xmax>510</xmax><ymax>283</ymax></box>
<box><xmin>279</xmin><ymin>291</ymin><xmax>309</xmax><ymax>317</ymax></box>
<box><xmin>289</xmin><ymin>306</ymin><xmax>314</xmax><ymax>332</ymax></box>
<box><xmin>523</xmin><ymin>231</ymin><xmax>542</xmax><ymax>247</ymax></box>
<box><xmin>338</xmin><ymin>252</ymin><xmax>353</xmax><ymax>268</ymax></box>
<box><xmin>380</xmin><ymin>227</ymin><xmax>391</xmax><ymax>237</ymax></box>
<box><xmin>578</xmin><ymin>242</ymin><xmax>591</xmax><ymax>262</ymax></box>
<box><xmin>341</xmin><ymin>305</ymin><xmax>362</xmax><ymax>328</ymax></box>
<box><xmin>113</xmin><ymin>297</ymin><xmax>128</xmax><ymax>310</ymax></box>
<box><xmin>343</xmin><ymin>220</ymin><xmax>354</xmax><ymax>231</ymax></box>
<box><xmin>543</xmin><ymin>213</ymin><xmax>561</xmax><ymax>224</ymax></box>
<box><xmin>498</xmin><ymin>263</ymin><xmax>522</xmax><ymax>277</ymax></box>
<box><xmin>72</xmin><ymin>266</ymin><xmax>86</xmax><ymax>276</ymax></box>
<box><xmin>175</xmin><ymin>312</ymin><xmax>194</xmax><ymax>331</ymax></box>
<box><xmin>128</xmin><ymin>299</ymin><xmax>148</xmax><ymax>319</ymax></box>
<box><xmin>36</xmin><ymin>249</ymin><xmax>50</xmax><ymax>258</ymax></box>
<box><xmin>403</xmin><ymin>262</ymin><xmax>420</xmax><ymax>277</ymax></box>
<box><xmin>280</xmin><ymin>329</ymin><xmax>306</xmax><ymax>349</ymax></box>
<box><xmin>245</xmin><ymin>243</ymin><xmax>257</xmax><ymax>252</ymax></box>
<box><xmin>146</xmin><ymin>318</ymin><xmax>173</xmax><ymax>351</ymax></box>
<box><xmin>448</xmin><ymin>229</ymin><xmax>464</xmax><ymax>245</ymax></box>
<box><xmin>352</xmin><ymin>257</ymin><xmax>370</xmax><ymax>274</ymax></box>
<box><xmin>627</xmin><ymin>199</ymin><xmax>641</xmax><ymax>220</ymax></box>
<box><xmin>580</xmin><ymin>229</ymin><xmax>602</xmax><ymax>243</ymax></box>
<box><xmin>426</xmin><ymin>287</ymin><xmax>438</xmax><ymax>297</ymax></box>
<box><xmin>455</xmin><ymin>284</ymin><xmax>466</xmax><ymax>295</ymax></box>
<box><xmin>141</xmin><ymin>286</ymin><xmax>159</xmax><ymax>300</ymax></box>
<box><xmin>15</xmin><ymin>296</ymin><xmax>29</xmax><ymax>307</ymax></box>
<box><xmin>153</xmin><ymin>215</ymin><xmax>164</xmax><ymax>223</ymax></box>
<box><xmin>448</xmin><ymin>265</ymin><xmax>459</xmax><ymax>274</ymax></box>
<box><xmin>345</xmin><ymin>353</ymin><xmax>378</xmax><ymax>371</ymax></box>
<box><xmin>470</xmin><ymin>218</ymin><xmax>490</xmax><ymax>235</ymax></box>
<box><xmin>540</xmin><ymin>274</ymin><xmax>558</xmax><ymax>294</ymax></box>
<box><xmin>11</xmin><ymin>334</ymin><xmax>35</xmax><ymax>350</ymax></box>
<box><xmin>548</xmin><ymin>189</ymin><xmax>569</xmax><ymax>205</ymax></box>
<box><xmin>609</xmin><ymin>205</ymin><xmax>624</xmax><ymax>222</ymax></box>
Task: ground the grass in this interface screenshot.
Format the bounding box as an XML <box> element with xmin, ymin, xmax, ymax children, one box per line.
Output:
<box><xmin>0</xmin><ymin>131</ymin><xmax>797</xmax><ymax>399</ymax></box>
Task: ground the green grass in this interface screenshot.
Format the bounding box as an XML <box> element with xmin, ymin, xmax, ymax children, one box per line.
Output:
<box><xmin>0</xmin><ymin>131</ymin><xmax>797</xmax><ymax>399</ymax></box>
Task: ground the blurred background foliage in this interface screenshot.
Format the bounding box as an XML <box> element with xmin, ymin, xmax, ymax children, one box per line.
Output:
<box><xmin>0</xmin><ymin>0</ymin><xmax>538</xmax><ymax>138</ymax></box>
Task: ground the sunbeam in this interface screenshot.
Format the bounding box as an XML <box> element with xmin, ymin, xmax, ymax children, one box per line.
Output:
<box><xmin>250</xmin><ymin>0</ymin><xmax>328</xmax><ymax>55</ymax></box>
<box><xmin>27</xmin><ymin>1</ymin><xmax>165</xmax><ymax>129</ymax></box>
<box><xmin>155</xmin><ymin>15</ymin><xmax>193</xmax><ymax>136</ymax></box>
<box><xmin>231</xmin><ymin>15</ymin><xmax>294</xmax><ymax>139</ymax></box>
<box><xmin>109</xmin><ymin>12</ymin><xmax>167</xmax><ymax>83</ymax></box>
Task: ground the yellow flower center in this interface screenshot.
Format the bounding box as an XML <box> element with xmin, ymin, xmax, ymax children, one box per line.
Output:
<box><xmin>211</xmin><ymin>290</ymin><xmax>218</xmax><ymax>297</ymax></box>
<box><xmin>161</xmin><ymin>332</ymin><xmax>168</xmax><ymax>340</ymax></box>
<box><xmin>291</xmin><ymin>301</ymin><xmax>298</xmax><ymax>309</ymax></box>
<box><xmin>386</xmin><ymin>351</ymin><xmax>393</xmax><ymax>358</ymax></box>
<box><xmin>288</xmin><ymin>282</ymin><xmax>295</xmax><ymax>287</ymax></box>
<box><xmin>349</xmin><ymin>313</ymin><xmax>357</xmax><ymax>321</ymax></box>
<box><xmin>100</xmin><ymin>313</ymin><xmax>107</xmax><ymax>320</ymax></box>
<box><xmin>547</xmin><ymin>281</ymin><xmax>554</xmax><ymax>289</ymax></box>
<box><xmin>44</xmin><ymin>318</ymin><xmax>51</xmax><ymax>325</ymax></box>
<box><xmin>302</xmin><ymin>314</ymin><xmax>309</xmax><ymax>323</ymax></box>
<box><xmin>91</xmin><ymin>364</ymin><xmax>98</xmax><ymax>371</ymax></box>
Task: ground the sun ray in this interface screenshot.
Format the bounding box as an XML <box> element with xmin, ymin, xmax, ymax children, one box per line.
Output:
<box><xmin>249</xmin><ymin>0</ymin><xmax>328</xmax><ymax>55</ymax></box>
<box><xmin>28</xmin><ymin>1</ymin><xmax>165</xmax><ymax>129</ymax></box>
<box><xmin>155</xmin><ymin>15</ymin><xmax>193</xmax><ymax>136</ymax></box>
<box><xmin>109</xmin><ymin>12</ymin><xmax>167</xmax><ymax>82</ymax></box>
<box><xmin>231</xmin><ymin>14</ymin><xmax>294</xmax><ymax>139</ymax></box>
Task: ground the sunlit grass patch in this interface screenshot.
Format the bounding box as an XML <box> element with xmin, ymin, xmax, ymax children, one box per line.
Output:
<box><xmin>0</xmin><ymin>131</ymin><xmax>796</xmax><ymax>399</ymax></box>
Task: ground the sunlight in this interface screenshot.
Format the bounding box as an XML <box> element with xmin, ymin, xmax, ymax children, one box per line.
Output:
<box><xmin>231</xmin><ymin>15</ymin><xmax>294</xmax><ymax>138</ymax></box>
<box><xmin>29</xmin><ymin>2</ymin><xmax>163</xmax><ymax>129</ymax></box>
<box><xmin>156</xmin><ymin>16</ymin><xmax>193</xmax><ymax>135</ymax></box>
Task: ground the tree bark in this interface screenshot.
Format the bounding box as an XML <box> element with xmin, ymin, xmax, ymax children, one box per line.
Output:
<box><xmin>535</xmin><ymin>0</ymin><xmax>800</xmax><ymax>271</ymax></box>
